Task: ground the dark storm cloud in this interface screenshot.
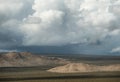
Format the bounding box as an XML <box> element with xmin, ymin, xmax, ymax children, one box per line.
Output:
<box><xmin>0</xmin><ymin>0</ymin><xmax>120</xmax><ymax>55</ymax></box>
<box><xmin>0</xmin><ymin>0</ymin><xmax>34</xmax><ymax>48</ymax></box>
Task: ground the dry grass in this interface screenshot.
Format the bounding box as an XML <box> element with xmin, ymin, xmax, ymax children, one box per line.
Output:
<box><xmin>0</xmin><ymin>68</ymin><xmax>120</xmax><ymax>82</ymax></box>
<box><xmin>6</xmin><ymin>78</ymin><xmax>120</xmax><ymax>82</ymax></box>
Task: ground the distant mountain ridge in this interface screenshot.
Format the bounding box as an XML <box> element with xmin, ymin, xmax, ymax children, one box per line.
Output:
<box><xmin>0</xmin><ymin>52</ymin><xmax>70</xmax><ymax>67</ymax></box>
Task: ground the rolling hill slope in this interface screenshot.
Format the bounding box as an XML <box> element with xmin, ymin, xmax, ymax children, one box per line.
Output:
<box><xmin>0</xmin><ymin>52</ymin><xmax>70</xmax><ymax>67</ymax></box>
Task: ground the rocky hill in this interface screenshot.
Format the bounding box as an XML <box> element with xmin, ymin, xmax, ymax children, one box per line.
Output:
<box><xmin>48</xmin><ymin>63</ymin><xmax>120</xmax><ymax>73</ymax></box>
<box><xmin>0</xmin><ymin>52</ymin><xmax>70</xmax><ymax>67</ymax></box>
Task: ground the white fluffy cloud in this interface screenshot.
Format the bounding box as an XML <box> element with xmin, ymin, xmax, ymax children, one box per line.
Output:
<box><xmin>111</xmin><ymin>47</ymin><xmax>120</xmax><ymax>53</ymax></box>
<box><xmin>21</xmin><ymin>0</ymin><xmax>120</xmax><ymax>46</ymax></box>
<box><xmin>1</xmin><ymin>0</ymin><xmax>120</xmax><ymax>54</ymax></box>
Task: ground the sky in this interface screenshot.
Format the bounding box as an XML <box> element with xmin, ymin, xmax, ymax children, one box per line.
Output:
<box><xmin>0</xmin><ymin>0</ymin><xmax>120</xmax><ymax>55</ymax></box>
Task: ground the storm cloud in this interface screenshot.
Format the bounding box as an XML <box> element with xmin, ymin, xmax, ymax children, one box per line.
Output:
<box><xmin>0</xmin><ymin>0</ymin><xmax>120</xmax><ymax>54</ymax></box>
<box><xmin>0</xmin><ymin>0</ymin><xmax>34</xmax><ymax>48</ymax></box>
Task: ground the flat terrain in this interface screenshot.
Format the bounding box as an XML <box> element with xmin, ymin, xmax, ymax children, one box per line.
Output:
<box><xmin>0</xmin><ymin>67</ymin><xmax>120</xmax><ymax>82</ymax></box>
<box><xmin>0</xmin><ymin>53</ymin><xmax>120</xmax><ymax>82</ymax></box>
